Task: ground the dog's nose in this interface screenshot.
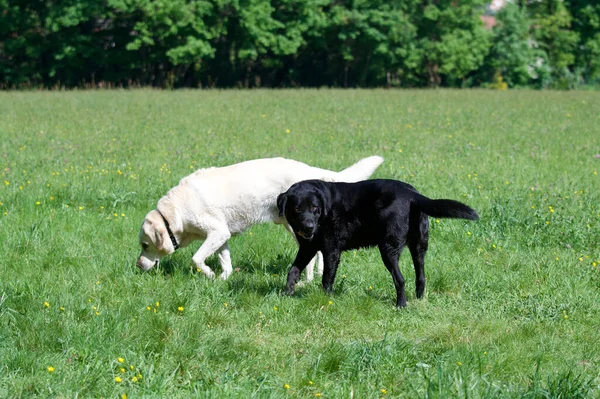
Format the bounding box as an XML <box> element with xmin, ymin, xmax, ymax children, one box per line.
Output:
<box><xmin>303</xmin><ymin>221</ymin><xmax>314</xmax><ymax>229</ymax></box>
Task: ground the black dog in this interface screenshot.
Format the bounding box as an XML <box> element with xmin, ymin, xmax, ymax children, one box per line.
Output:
<box><xmin>277</xmin><ymin>179</ymin><xmax>479</xmax><ymax>307</ymax></box>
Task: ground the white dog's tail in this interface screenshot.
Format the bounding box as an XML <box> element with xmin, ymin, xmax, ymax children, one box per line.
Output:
<box><xmin>325</xmin><ymin>155</ymin><xmax>384</xmax><ymax>182</ymax></box>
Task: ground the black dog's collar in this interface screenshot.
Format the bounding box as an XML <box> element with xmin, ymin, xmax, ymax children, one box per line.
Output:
<box><xmin>157</xmin><ymin>210</ymin><xmax>179</xmax><ymax>250</ymax></box>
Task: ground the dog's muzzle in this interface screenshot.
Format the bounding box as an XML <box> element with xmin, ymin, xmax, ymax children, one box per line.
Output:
<box><xmin>136</xmin><ymin>258</ymin><xmax>159</xmax><ymax>270</ymax></box>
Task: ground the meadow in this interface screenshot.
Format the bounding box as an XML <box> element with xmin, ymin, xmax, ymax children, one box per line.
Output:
<box><xmin>0</xmin><ymin>89</ymin><xmax>599</xmax><ymax>398</ymax></box>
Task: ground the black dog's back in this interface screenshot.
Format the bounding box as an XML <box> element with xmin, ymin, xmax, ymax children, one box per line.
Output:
<box><xmin>281</xmin><ymin>178</ymin><xmax>479</xmax><ymax>307</ymax></box>
<box><xmin>321</xmin><ymin>179</ymin><xmax>478</xmax><ymax>249</ymax></box>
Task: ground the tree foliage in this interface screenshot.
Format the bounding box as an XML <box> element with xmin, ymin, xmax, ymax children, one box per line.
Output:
<box><xmin>0</xmin><ymin>0</ymin><xmax>597</xmax><ymax>88</ymax></box>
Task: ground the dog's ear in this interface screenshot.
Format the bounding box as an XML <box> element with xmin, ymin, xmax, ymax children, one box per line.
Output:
<box><xmin>153</xmin><ymin>225</ymin><xmax>166</xmax><ymax>251</ymax></box>
<box><xmin>315</xmin><ymin>186</ymin><xmax>331</xmax><ymax>218</ymax></box>
<box><xmin>277</xmin><ymin>192</ymin><xmax>287</xmax><ymax>217</ymax></box>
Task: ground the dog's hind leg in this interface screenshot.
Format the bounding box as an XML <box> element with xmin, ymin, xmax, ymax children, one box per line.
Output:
<box><xmin>378</xmin><ymin>239</ymin><xmax>407</xmax><ymax>308</ymax></box>
<box><xmin>192</xmin><ymin>230</ymin><xmax>231</xmax><ymax>279</ymax></box>
<box><xmin>408</xmin><ymin>213</ymin><xmax>429</xmax><ymax>299</ymax></box>
<box><xmin>216</xmin><ymin>242</ymin><xmax>233</xmax><ymax>280</ymax></box>
<box><xmin>316</xmin><ymin>251</ymin><xmax>324</xmax><ymax>277</ymax></box>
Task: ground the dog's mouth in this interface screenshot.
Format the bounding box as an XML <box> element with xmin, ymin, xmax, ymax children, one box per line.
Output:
<box><xmin>297</xmin><ymin>231</ymin><xmax>314</xmax><ymax>240</ymax></box>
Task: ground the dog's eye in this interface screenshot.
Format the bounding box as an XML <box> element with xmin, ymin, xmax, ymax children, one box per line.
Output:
<box><xmin>312</xmin><ymin>206</ymin><xmax>318</xmax><ymax>212</ymax></box>
<box><xmin>142</xmin><ymin>243</ymin><xmax>149</xmax><ymax>250</ymax></box>
<box><xmin>294</xmin><ymin>207</ymin><xmax>301</xmax><ymax>213</ymax></box>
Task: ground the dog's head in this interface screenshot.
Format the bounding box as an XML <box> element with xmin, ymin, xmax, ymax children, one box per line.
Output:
<box><xmin>277</xmin><ymin>180</ymin><xmax>330</xmax><ymax>241</ymax></box>
<box><xmin>136</xmin><ymin>210</ymin><xmax>175</xmax><ymax>270</ymax></box>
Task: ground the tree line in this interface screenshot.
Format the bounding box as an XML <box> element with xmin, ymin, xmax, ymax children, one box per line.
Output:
<box><xmin>1</xmin><ymin>0</ymin><xmax>598</xmax><ymax>89</ymax></box>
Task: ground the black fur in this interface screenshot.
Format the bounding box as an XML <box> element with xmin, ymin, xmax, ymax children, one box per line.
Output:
<box><xmin>277</xmin><ymin>179</ymin><xmax>479</xmax><ymax>308</ymax></box>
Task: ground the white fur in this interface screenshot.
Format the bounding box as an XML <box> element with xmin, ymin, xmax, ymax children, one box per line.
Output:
<box><xmin>136</xmin><ymin>156</ymin><xmax>384</xmax><ymax>280</ymax></box>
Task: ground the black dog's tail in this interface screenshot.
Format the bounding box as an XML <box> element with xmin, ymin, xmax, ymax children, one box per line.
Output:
<box><xmin>413</xmin><ymin>194</ymin><xmax>479</xmax><ymax>220</ymax></box>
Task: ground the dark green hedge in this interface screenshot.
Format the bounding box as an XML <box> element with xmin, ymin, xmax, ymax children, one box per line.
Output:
<box><xmin>1</xmin><ymin>0</ymin><xmax>598</xmax><ymax>88</ymax></box>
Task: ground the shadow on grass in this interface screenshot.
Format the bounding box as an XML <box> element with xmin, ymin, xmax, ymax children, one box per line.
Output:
<box><xmin>144</xmin><ymin>250</ymin><xmax>302</xmax><ymax>295</ymax></box>
<box><xmin>224</xmin><ymin>253</ymin><xmax>304</xmax><ymax>297</ymax></box>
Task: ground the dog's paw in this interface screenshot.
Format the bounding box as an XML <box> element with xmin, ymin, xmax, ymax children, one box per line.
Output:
<box><xmin>219</xmin><ymin>270</ymin><xmax>232</xmax><ymax>280</ymax></box>
<box><xmin>295</xmin><ymin>280</ymin><xmax>307</xmax><ymax>288</ymax></box>
<box><xmin>196</xmin><ymin>268</ymin><xmax>216</xmax><ymax>279</ymax></box>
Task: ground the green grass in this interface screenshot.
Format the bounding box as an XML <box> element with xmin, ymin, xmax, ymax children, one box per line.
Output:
<box><xmin>0</xmin><ymin>89</ymin><xmax>599</xmax><ymax>398</ymax></box>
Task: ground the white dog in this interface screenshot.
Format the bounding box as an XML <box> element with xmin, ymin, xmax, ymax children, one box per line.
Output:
<box><xmin>137</xmin><ymin>156</ymin><xmax>383</xmax><ymax>281</ymax></box>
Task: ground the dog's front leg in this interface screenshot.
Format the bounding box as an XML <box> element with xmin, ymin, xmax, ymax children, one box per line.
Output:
<box><xmin>286</xmin><ymin>246</ymin><xmax>317</xmax><ymax>295</ymax></box>
<box><xmin>192</xmin><ymin>230</ymin><xmax>231</xmax><ymax>279</ymax></box>
<box><xmin>216</xmin><ymin>242</ymin><xmax>233</xmax><ymax>280</ymax></box>
<box><xmin>321</xmin><ymin>250</ymin><xmax>341</xmax><ymax>293</ymax></box>
<box><xmin>283</xmin><ymin>223</ymin><xmax>319</xmax><ymax>283</ymax></box>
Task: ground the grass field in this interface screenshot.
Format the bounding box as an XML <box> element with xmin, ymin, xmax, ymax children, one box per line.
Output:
<box><xmin>0</xmin><ymin>89</ymin><xmax>599</xmax><ymax>398</ymax></box>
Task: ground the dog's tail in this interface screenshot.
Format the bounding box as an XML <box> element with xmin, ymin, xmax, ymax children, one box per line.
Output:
<box><xmin>414</xmin><ymin>194</ymin><xmax>479</xmax><ymax>221</ymax></box>
<box><xmin>325</xmin><ymin>155</ymin><xmax>384</xmax><ymax>182</ymax></box>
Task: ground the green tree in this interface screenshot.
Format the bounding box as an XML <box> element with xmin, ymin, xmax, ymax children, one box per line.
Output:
<box><xmin>293</xmin><ymin>0</ymin><xmax>420</xmax><ymax>87</ymax></box>
<box><xmin>109</xmin><ymin>0</ymin><xmax>216</xmax><ymax>87</ymax></box>
<box><xmin>414</xmin><ymin>0</ymin><xmax>491</xmax><ymax>87</ymax></box>
<box><xmin>565</xmin><ymin>1</ymin><xmax>600</xmax><ymax>82</ymax></box>
<box><xmin>529</xmin><ymin>0</ymin><xmax>579</xmax><ymax>87</ymax></box>
<box><xmin>0</xmin><ymin>0</ymin><xmax>112</xmax><ymax>87</ymax></box>
<box><xmin>486</xmin><ymin>3</ymin><xmax>534</xmax><ymax>87</ymax></box>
